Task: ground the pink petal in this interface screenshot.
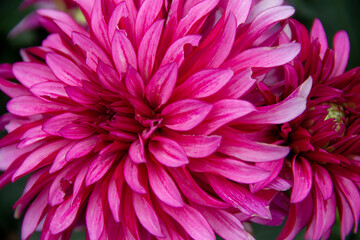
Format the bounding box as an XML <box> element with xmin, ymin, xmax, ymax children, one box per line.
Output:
<box><xmin>199</xmin><ymin>207</ymin><xmax>253</xmax><ymax>240</ymax></box>
<box><xmin>112</xmin><ymin>30</ymin><xmax>137</xmax><ymax>74</ymax></box>
<box><xmin>174</xmin><ymin>0</ymin><xmax>218</xmax><ymax>39</ymax></box>
<box><xmin>217</xmin><ymin>127</ymin><xmax>290</xmax><ymax>162</ymax></box>
<box><xmin>173</xmin><ymin>69</ymin><xmax>233</xmax><ymax>100</ymax></box>
<box><xmin>129</xmin><ymin>136</ymin><xmax>146</xmax><ymax>163</ymax></box>
<box><xmin>163</xmin><ymin>130</ymin><xmax>221</xmax><ymax>158</ymax></box>
<box><xmin>194</xmin><ymin>99</ymin><xmax>256</xmax><ymax>135</ymax></box>
<box><xmin>90</xmin><ymin>0</ymin><xmax>110</xmax><ymax>51</ymax></box>
<box><xmin>137</xmin><ymin>20</ymin><xmax>164</xmax><ymax>81</ymax></box>
<box><xmin>18</xmin><ymin>125</ymin><xmax>49</xmax><ymax>148</ymax></box>
<box><xmin>59</xmin><ymin>124</ymin><xmax>95</xmax><ymax>140</ymax></box>
<box><xmin>223</xmin><ymin>43</ymin><xmax>301</xmax><ymax>73</ymax></box>
<box><xmin>149</xmin><ymin>136</ymin><xmax>188</xmax><ymax>167</ymax></box>
<box><xmin>0</xmin><ymin>77</ymin><xmax>30</xmax><ymax>98</ymax></box>
<box><xmin>108</xmin><ymin>2</ymin><xmax>129</xmax><ymax>41</ymax></box>
<box><xmin>235</xmin><ymin>77</ymin><xmax>312</xmax><ymax>124</ymax></box>
<box><xmin>132</xmin><ymin>192</ymin><xmax>163</xmax><ymax>237</ymax></box>
<box><xmin>46</xmin><ymin>53</ymin><xmax>88</xmax><ymax>86</ymax></box>
<box><xmin>135</xmin><ymin>0</ymin><xmax>163</xmax><ymax>45</ymax></box>
<box><xmin>124</xmin><ymin>155</ymin><xmax>147</xmax><ymax>194</ymax></box>
<box><xmin>96</xmin><ymin>60</ymin><xmax>121</xmax><ymax>92</ymax></box>
<box><xmin>225</xmin><ymin>0</ymin><xmax>252</xmax><ymax>26</ymax></box>
<box><xmin>7</xmin><ymin>96</ymin><xmax>71</xmax><ymax>117</ymax></box>
<box><xmin>0</xmin><ymin>143</ymin><xmax>40</xmax><ymax>171</ymax></box>
<box><xmin>30</xmin><ymin>81</ymin><xmax>68</xmax><ymax>100</ymax></box>
<box><xmin>146</xmin><ymin>160</ymin><xmax>184</xmax><ymax>207</ymax></box>
<box><xmin>162</xmin><ymin>99</ymin><xmax>212</xmax><ymax>131</ymax></box>
<box><xmin>12</xmin><ymin>139</ymin><xmax>69</xmax><ymax>180</ymax></box>
<box><xmin>42</xmin><ymin>113</ymin><xmax>82</xmax><ymax>136</ymax></box>
<box><xmin>160</xmin><ymin>35</ymin><xmax>202</xmax><ymax>67</ymax></box>
<box><xmin>65</xmin><ymin>135</ymin><xmax>98</xmax><ymax>161</ymax></box>
<box><xmin>160</xmin><ymin>203</ymin><xmax>216</xmax><ymax>240</ymax></box>
<box><xmin>65</xmin><ymin>85</ymin><xmax>98</xmax><ymax>105</ymax></box>
<box><xmin>72</xmin><ymin>32</ymin><xmax>112</xmax><ymax>72</ymax></box>
<box><xmin>310</xmin><ymin>18</ymin><xmax>328</xmax><ymax>59</ymax></box>
<box><xmin>314</xmin><ymin>164</ymin><xmax>333</xmax><ymax>200</ymax></box>
<box><xmin>12</xmin><ymin>62</ymin><xmax>57</xmax><ymax>88</ymax></box>
<box><xmin>331</xmin><ymin>30</ymin><xmax>350</xmax><ymax>77</ymax></box>
<box><xmin>86</xmin><ymin>183</ymin><xmax>105</xmax><ymax>240</ymax></box>
<box><xmin>21</xmin><ymin>186</ymin><xmax>49</xmax><ymax>240</ymax></box>
<box><xmin>49</xmin><ymin>141</ymin><xmax>77</xmax><ymax>173</ymax></box>
<box><xmin>49</xmin><ymin>193</ymin><xmax>86</xmax><ymax>234</ymax></box>
<box><xmin>209</xmin><ymin>175</ymin><xmax>271</xmax><ymax>219</ymax></box>
<box><xmin>85</xmin><ymin>154</ymin><xmax>116</xmax><ymax>186</ymax></box>
<box><xmin>108</xmin><ymin>163</ymin><xmax>124</xmax><ymax>223</ymax></box>
<box><xmin>189</xmin><ymin>156</ymin><xmax>271</xmax><ymax>184</ymax></box>
<box><xmin>145</xmin><ymin>62</ymin><xmax>178</xmax><ymax>108</ymax></box>
<box><xmin>168</xmin><ymin>167</ymin><xmax>229</xmax><ymax>208</ymax></box>
<box><xmin>125</xmin><ymin>67</ymin><xmax>145</xmax><ymax>98</ymax></box>
<box><xmin>291</xmin><ymin>156</ymin><xmax>313</xmax><ymax>203</ymax></box>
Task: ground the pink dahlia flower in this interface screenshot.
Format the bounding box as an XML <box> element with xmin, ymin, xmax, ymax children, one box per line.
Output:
<box><xmin>248</xmin><ymin>18</ymin><xmax>360</xmax><ymax>239</ymax></box>
<box><xmin>0</xmin><ymin>0</ymin><xmax>308</xmax><ymax>239</ymax></box>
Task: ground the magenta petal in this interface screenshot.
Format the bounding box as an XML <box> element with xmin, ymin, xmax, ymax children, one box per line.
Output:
<box><xmin>331</xmin><ymin>30</ymin><xmax>350</xmax><ymax>77</ymax></box>
<box><xmin>218</xmin><ymin>127</ymin><xmax>290</xmax><ymax>162</ymax></box>
<box><xmin>291</xmin><ymin>156</ymin><xmax>313</xmax><ymax>203</ymax></box>
<box><xmin>65</xmin><ymin>135</ymin><xmax>98</xmax><ymax>161</ymax></box>
<box><xmin>42</xmin><ymin>113</ymin><xmax>82</xmax><ymax>136</ymax></box>
<box><xmin>147</xmin><ymin>160</ymin><xmax>184</xmax><ymax>207</ymax></box>
<box><xmin>50</xmin><ymin>141</ymin><xmax>77</xmax><ymax>173</ymax></box>
<box><xmin>132</xmin><ymin>192</ymin><xmax>163</xmax><ymax>237</ymax></box>
<box><xmin>163</xmin><ymin>130</ymin><xmax>221</xmax><ymax>158</ymax></box>
<box><xmin>314</xmin><ymin>165</ymin><xmax>333</xmax><ymax>200</ymax></box>
<box><xmin>7</xmin><ymin>96</ymin><xmax>71</xmax><ymax>117</ymax></box>
<box><xmin>189</xmin><ymin>156</ymin><xmax>271</xmax><ymax>184</ymax></box>
<box><xmin>86</xmin><ymin>183</ymin><xmax>105</xmax><ymax>240</ymax></box>
<box><xmin>129</xmin><ymin>136</ymin><xmax>146</xmax><ymax>163</ymax></box>
<box><xmin>124</xmin><ymin>155</ymin><xmax>147</xmax><ymax>194</ymax></box>
<box><xmin>225</xmin><ymin>0</ymin><xmax>252</xmax><ymax>26</ymax></box>
<box><xmin>145</xmin><ymin>62</ymin><xmax>178</xmax><ymax>108</ymax></box>
<box><xmin>30</xmin><ymin>81</ymin><xmax>68</xmax><ymax>100</ymax></box>
<box><xmin>126</xmin><ymin>67</ymin><xmax>145</xmax><ymax>99</ymax></box>
<box><xmin>108</xmin><ymin>2</ymin><xmax>129</xmax><ymax>41</ymax></box>
<box><xmin>85</xmin><ymin>154</ymin><xmax>116</xmax><ymax>186</ymax></box>
<box><xmin>199</xmin><ymin>207</ymin><xmax>253</xmax><ymax>240</ymax></box>
<box><xmin>49</xmin><ymin>194</ymin><xmax>84</xmax><ymax>235</ymax></box>
<box><xmin>223</xmin><ymin>43</ymin><xmax>301</xmax><ymax>73</ymax></box>
<box><xmin>173</xmin><ymin>69</ymin><xmax>233</xmax><ymax>100</ymax></box>
<box><xmin>137</xmin><ymin>20</ymin><xmax>164</xmax><ymax>81</ymax></box>
<box><xmin>149</xmin><ymin>136</ymin><xmax>188</xmax><ymax>167</ymax></box>
<box><xmin>107</xmin><ymin>163</ymin><xmax>124</xmax><ymax>223</ymax></box>
<box><xmin>310</xmin><ymin>18</ymin><xmax>328</xmax><ymax>59</ymax></box>
<box><xmin>59</xmin><ymin>124</ymin><xmax>95</xmax><ymax>140</ymax></box>
<box><xmin>160</xmin><ymin>203</ymin><xmax>216</xmax><ymax>240</ymax></box>
<box><xmin>90</xmin><ymin>0</ymin><xmax>110</xmax><ymax>51</ymax></box>
<box><xmin>13</xmin><ymin>62</ymin><xmax>57</xmax><ymax>88</ymax></box>
<box><xmin>21</xmin><ymin>187</ymin><xmax>49</xmax><ymax>240</ymax></box>
<box><xmin>160</xmin><ymin>35</ymin><xmax>202</xmax><ymax>67</ymax></box>
<box><xmin>195</xmin><ymin>99</ymin><xmax>256</xmax><ymax>135</ymax></box>
<box><xmin>0</xmin><ymin>77</ymin><xmax>30</xmax><ymax>98</ymax></box>
<box><xmin>209</xmin><ymin>175</ymin><xmax>271</xmax><ymax>219</ymax></box>
<box><xmin>162</xmin><ymin>99</ymin><xmax>212</xmax><ymax>131</ymax></box>
<box><xmin>0</xmin><ymin>143</ymin><xmax>40</xmax><ymax>171</ymax></box>
<box><xmin>46</xmin><ymin>53</ymin><xmax>88</xmax><ymax>86</ymax></box>
<box><xmin>235</xmin><ymin>78</ymin><xmax>312</xmax><ymax>124</ymax></box>
<box><xmin>168</xmin><ymin>167</ymin><xmax>229</xmax><ymax>208</ymax></box>
<box><xmin>112</xmin><ymin>30</ymin><xmax>137</xmax><ymax>74</ymax></box>
<box><xmin>13</xmin><ymin>139</ymin><xmax>69</xmax><ymax>180</ymax></box>
<box><xmin>134</xmin><ymin>0</ymin><xmax>163</xmax><ymax>45</ymax></box>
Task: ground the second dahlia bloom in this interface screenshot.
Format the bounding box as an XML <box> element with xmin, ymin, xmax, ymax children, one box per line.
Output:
<box><xmin>0</xmin><ymin>0</ymin><xmax>307</xmax><ymax>239</ymax></box>
<box><xmin>247</xmin><ymin>18</ymin><xmax>360</xmax><ymax>239</ymax></box>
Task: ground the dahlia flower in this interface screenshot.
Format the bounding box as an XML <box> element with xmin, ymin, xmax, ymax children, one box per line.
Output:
<box><xmin>246</xmin><ymin>18</ymin><xmax>360</xmax><ymax>239</ymax></box>
<box><xmin>0</xmin><ymin>0</ymin><xmax>309</xmax><ymax>239</ymax></box>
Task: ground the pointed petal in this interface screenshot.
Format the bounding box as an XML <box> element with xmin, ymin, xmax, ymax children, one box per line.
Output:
<box><xmin>129</xmin><ymin>136</ymin><xmax>146</xmax><ymax>163</ymax></box>
<box><xmin>112</xmin><ymin>30</ymin><xmax>137</xmax><ymax>73</ymax></box>
<box><xmin>65</xmin><ymin>135</ymin><xmax>98</xmax><ymax>161</ymax></box>
<box><xmin>42</xmin><ymin>113</ymin><xmax>82</xmax><ymax>136</ymax></box>
<box><xmin>314</xmin><ymin>164</ymin><xmax>333</xmax><ymax>200</ymax></box>
<box><xmin>133</xmin><ymin>192</ymin><xmax>163</xmax><ymax>237</ymax></box>
<box><xmin>85</xmin><ymin>154</ymin><xmax>116</xmax><ymax>186</ymax></box>
<box><xmin>126</xmin><ymin>67</ymin><xmax>145</xmax><ymax>98</ymax></box>
<box><xmin>160</xmin><ymin>203</ymin><xmax>216</xmax><ymax>240</ymax></box>
<box><xmin>0</xmin><ymin>77</ymin><xmax>30</xmax><ymax>98</ymax></box>
<box><xmin>59</xmin><ymin>124</ymin><xmax>95</xmax><ymax>140</ymax></box>
<box><xmin>124</xmin><ymin>155</ymin><xmax>147</xmax><ymax>194</ymax></box>
<box><xmin>331</xmin><ymin>30</ymin><xmax>350</xmax><ymax>77</ymax></box>
<box><xmin>13</xmin><ymin>62</ymin><xmax>57</xmax><ymax>88</ymax></box>
<box><xmin>162</xmin><ymin>99</ymin><xmax>212</xmax><ymax>131</ymax></box>
<box><xmin>291</xmin><ymin>156</ymin><xmax>313</xmax><ymax>203</ymax></box>
<box><xmin>147</xmin><ymin>160</ymin><xmax>184</xmax><ymax>207</ymax></box>
<box><xmin>138</xmin><ymin>20</ymin><xmax>164</xmax><ymax>81</ymax></box>
<box><xmin>225</xmin><ymin>0</ymin><xmax>252</xmax><ymax>26</ymax></box>
<box><xmin>149</xmin><ymin>136</ymin><xmax>189</xmax><ymax>167</ymax></box>
<box><xmin>86</xmin><ymin>183</ymin><xmax>105</xmax><ymax>240</ymax></box>
<box><xmin>311</xmin><ymin>19</ymin><xmax>328</xmax><ymax>59</ymax></box>
<box><xmin>145</xmin><ymin>62</ymin><xmax>178</xmax><ymax>108</ymax></box>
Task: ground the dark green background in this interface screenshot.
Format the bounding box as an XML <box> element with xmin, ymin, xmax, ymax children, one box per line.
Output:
<box><xmin>0</xmin><ymin>0</ymin><xmax>359</xmax><ymax>239</ymax></box>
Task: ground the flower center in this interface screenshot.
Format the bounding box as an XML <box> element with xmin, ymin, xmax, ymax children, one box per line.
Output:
<box><xmin>324</xmin><ymin>103</ymin><xmax>346</xmax><ymax>131</ymax></box>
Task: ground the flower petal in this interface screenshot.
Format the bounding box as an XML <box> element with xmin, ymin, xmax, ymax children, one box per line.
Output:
<box><xmin>291</xmin><ymin>156</ymin><xmax>313</xmax><ymax>203</ymax></box>
<box><xmin>124</xmin><ymin>155</ymin><xmax>147</xmax><ymax>194</ymax></box>
<box><xmin>162</xmin><ymin>99</ymin><xmax>212</xmax><ymax>131</ymax></box>
<box><xmin>112</xmin><ymin>30</ymin><xmax>137</xmax><ymax>73</ymax></box>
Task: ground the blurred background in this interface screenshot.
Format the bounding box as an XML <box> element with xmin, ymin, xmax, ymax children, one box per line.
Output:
<box><xmin>0</xmin><ymin>0</ymin><xmax>359</xmax><ymax>239</ymax></box>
